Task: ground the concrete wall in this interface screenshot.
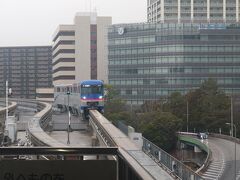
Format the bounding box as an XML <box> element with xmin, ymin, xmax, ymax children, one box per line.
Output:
<box><xmin>74</xmin><ymin>15</ymin><xmax>91</xmax><ymax>82</ymax></box>
<box><xmin>97</xmin><ymin>17</ymin><xmax>112</xmax><ymax>83</ymax></box>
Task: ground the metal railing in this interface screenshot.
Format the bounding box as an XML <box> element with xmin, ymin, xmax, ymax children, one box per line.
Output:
<box><xmin>142</xmin><ymin>137</ymin><xmax>204</xmax><ymax>180</ymax></box>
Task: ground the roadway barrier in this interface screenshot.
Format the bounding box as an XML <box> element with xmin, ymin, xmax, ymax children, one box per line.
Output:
<box><xmin>210</xmin><ymin>133</ymin><xmax>240</xmax><ymax>144</ymax></box>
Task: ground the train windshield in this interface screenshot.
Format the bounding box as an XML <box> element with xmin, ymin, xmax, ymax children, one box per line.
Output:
<box><xmin>81</xmin><ymin>84</ymin><xmax>103</xmax><ymax>95</ymax></box>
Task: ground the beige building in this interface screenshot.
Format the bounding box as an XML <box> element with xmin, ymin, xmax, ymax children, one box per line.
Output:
<box><xmin>52</xmin><ymin>12</ymin><xmax>112</xmax><ymax>86</ymax></box>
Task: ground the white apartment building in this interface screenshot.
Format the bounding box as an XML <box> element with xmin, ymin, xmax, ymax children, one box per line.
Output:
<box><xmin>52</xmin><ymin>12</ymin><xmax>112</xmax><ymax>86</ymax></box>
<box><xmin>147</xmin><ymin>0</ymin><xmax>240</xmax><ymax>23</ymax></box>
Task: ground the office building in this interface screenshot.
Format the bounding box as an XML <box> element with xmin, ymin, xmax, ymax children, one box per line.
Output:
<box><xmin>147</xmin><ymin>0</ymin><xmax>240</xmax><ymax>23</ymax></box>
<box><xmin>0</xmin><ymin>46</ymin><xmax>52</xmax><ymax>99</ymax></box>
<box><xmin>108</xmin><ymin>23</ymin><xmax>240</xmax><ymax>105</ymax></box>
<box><xmin>52</xmin><ymin>12</ymin><xmax>112</xmax><ymax>86</ymax></box>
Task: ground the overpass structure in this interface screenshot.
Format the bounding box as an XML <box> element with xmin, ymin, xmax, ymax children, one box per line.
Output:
<box><xmin>179</xmin><ymin>133</ymin><xmax>240</xmax><ymax>180</ymax></box>
<box><xmin>1</xmin><ymin>99</ymin><xmax>239</xmax><ymax>180</ymax></box>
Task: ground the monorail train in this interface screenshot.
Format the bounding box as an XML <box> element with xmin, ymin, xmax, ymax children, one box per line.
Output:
<box><xmin>54</xmin><ymin>80</ymin><xmax>104</xmax><ymax>118</ymax></box>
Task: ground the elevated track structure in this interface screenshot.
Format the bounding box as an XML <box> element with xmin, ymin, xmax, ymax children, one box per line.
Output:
<box><xmin>24</xmin><ymin>99</ymin><xmax>172</xmax><ymax>180</ymax></box>
<box><xmin>6</xmin><ymin>99</ymin><xmax>239</xmax><ymax>180</ymax></box>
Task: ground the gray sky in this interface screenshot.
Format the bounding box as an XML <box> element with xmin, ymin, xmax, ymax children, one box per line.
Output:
<box><xmin>0</xmin><ymin>0</ymin><xmax>146</xmax><ymax>46</ymax></box>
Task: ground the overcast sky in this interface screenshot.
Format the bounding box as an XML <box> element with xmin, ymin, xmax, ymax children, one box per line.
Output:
<box><xmin>0</xmin><ymin>0</ymin><xmax>146</xmax><ymax>46</ymax></box>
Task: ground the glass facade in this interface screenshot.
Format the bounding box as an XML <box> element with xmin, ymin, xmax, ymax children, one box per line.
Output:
<box><xmin>108</xmin><ymin>23</ymin><xmax>240</xmax><ymax>105</ymax></box>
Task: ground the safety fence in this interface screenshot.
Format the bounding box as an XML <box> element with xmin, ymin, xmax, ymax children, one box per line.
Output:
<box><xmin>142</xmin><ymin>137</ymin><xmax>204</xmax><ymax>180</ymax></box>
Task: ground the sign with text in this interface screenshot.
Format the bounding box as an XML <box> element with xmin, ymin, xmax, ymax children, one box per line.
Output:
<box><xmin>0</xmin><ymin>160</ymin><xmax>117</xmax><ymax>180</ymax></box>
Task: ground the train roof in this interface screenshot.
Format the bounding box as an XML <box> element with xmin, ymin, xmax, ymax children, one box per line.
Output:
<box><xmin>80</xmin><ymin>80</ymin><xmax>103</xmax><ymax>85</ymax></box>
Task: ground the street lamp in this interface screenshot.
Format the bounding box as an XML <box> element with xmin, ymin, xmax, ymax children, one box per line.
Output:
<box><xmin>226</xmin><ymin>123</ymin><xmax>236</xmax><ymax>180</ymax></box>
<box><xmin>67</xmin><ymin>91</ymin><xmax>71</xmax><ymax>145</ymax></box>
<box><xmin>230</xmin><ymin>96</ymin><xmax>234</xmax><ymax>137</ymax></box>
<box><xmin>187</xmin><ymin>100</ymin><xmax>189</xmax><ymax>132</ymax></box>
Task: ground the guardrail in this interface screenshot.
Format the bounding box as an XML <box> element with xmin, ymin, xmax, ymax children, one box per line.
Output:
<box><xmin>142</xmin><ymin>137</ymin><xmax>204</xmax><ymax>180</ymax></box>
<box><xmin>210</xmin><ymin>133</ymin><xmax>240</xmax><ymax>144</ymax></box>
<box><xmin>178</xmin><ymin>136</ymin><xmax>209</xmax><ymax>154</ymax></box>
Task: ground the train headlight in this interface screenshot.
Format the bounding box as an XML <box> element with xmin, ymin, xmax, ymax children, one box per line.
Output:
<box><xmin>99</xmin><ymin>96</ymin><xmax>103</xmax><ymax>99</ymax></box>
<box><xmin>82</xmin><ymin>96</ymin><xmax>86</xmax><ymax>99</ymax></box>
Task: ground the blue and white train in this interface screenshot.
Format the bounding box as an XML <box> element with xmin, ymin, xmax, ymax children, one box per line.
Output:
<box><xmin>54</xmin><ymin>80</ymin><xmax>104</xmax><ymax>118</ymax></box>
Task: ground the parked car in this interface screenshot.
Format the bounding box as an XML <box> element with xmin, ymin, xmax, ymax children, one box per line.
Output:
<box><xmin>197</xmin><ymin>132</ymin><xmax>208</xmax><ymax>139</ymax></box>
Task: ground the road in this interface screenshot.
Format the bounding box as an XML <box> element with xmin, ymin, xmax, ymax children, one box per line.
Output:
<box><xmin>201</xmin><ymin>137</ymin><xmax>240</xmax><ymax>180</ymax></box>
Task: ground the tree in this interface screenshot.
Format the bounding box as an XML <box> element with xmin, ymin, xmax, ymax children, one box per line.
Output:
<box><xmin>186</xmin><ymin>79</ymin><xmax>230</xmax><ymax>132</ymax></box>
<box><xmin>163</xmin><ymin>92</ymin><xmax>187</xmax><ymax>121</ymax></box>
<box><xmin>139</xmin><ymin>111</ymin><xmax>182</xmax><ymax>152</ymax></box>
<box><xmin>104</xmin><ymin>84</ymin><xmax>130</xmax><ymax>123</ymax></box>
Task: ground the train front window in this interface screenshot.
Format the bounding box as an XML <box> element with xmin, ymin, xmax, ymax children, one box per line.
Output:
<box><xmin>81</xmin><ymin>85</ymin><xmax>103</xmax><ymax>95</ymax></box>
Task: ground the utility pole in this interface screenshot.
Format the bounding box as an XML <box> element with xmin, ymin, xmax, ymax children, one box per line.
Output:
<box><xmin>5</xmin><ymin>80</ymin><xmax>8</xmax><ymax>128</ymax></box>
<box><xmin>67</xmin><ymin>91</ymin><xmax>70</xmax><ymax>145</ymax></box>
<box><xmin>226</xmin><ymin>123</ymin><xmax>236</xmax><ymax>180</ymax></box>
<box><xmin>230</xmin><ymin>96</ymin><xmax>233</xmax><ymax>137</ymax></box>
<box><xmin>187</xmin><ymin>100</ymin><xmax>189</xmax><ymax>132</ymax></box>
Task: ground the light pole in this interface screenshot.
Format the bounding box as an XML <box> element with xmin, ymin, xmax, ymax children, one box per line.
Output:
<box><xmin>187</xmin><ymin>100</ymin><xmax>189</xmax><ymax>132</ymax></box>
<box><xmin>5</xmin><ymin>80</ymin><xmax>8</xmax><ymax>125</ymax></box>
<box><xmin>4</xmin><ymin>80</ymin><xmax>9</xmax><ymax>138</ymax></box>
<box><xmin>67</xmin><ymin>91</ymin><xmax>70</xmax><ymax>145</ymax></box>
<box><xmin>230</xmin><ymin>96</ymin><xmax>234</xmax><ymax>137</ymax></box>
<box><xmin>226</xmin><ymin>123</ymin><xmax>236</xmax><ymax>180</ymax></box>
